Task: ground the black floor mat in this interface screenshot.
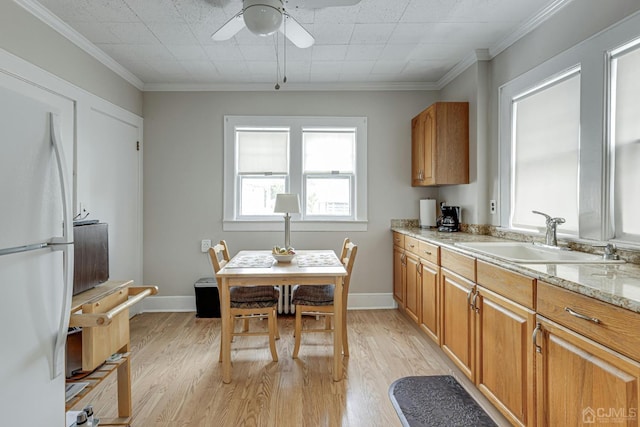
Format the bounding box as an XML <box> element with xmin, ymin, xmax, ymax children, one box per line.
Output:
<box><xmin>389</xmin><ymin>375</ymin><xmax>497</xmax><ymax>427</ymax></box>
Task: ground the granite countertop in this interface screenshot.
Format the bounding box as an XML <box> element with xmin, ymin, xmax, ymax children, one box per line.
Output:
<box><xmin>391</xmin><ymin>226</ymin><xmax>640</xmax><ymax>314</ymax></box>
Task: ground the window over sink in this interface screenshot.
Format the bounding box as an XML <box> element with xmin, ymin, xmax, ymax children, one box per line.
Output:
<box><xmin>499</xmin><ymin>13</ymin><xmax>640</xmax><ymax>246</ymax></box>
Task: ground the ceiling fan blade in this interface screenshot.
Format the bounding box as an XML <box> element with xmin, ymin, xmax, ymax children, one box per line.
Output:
<box><xmin>211</xmin><ymin>11</ymin><xmax>245</xmax><ymax>40</ymax></box>
<box><xmin>285</xmin><ymin>0</ymin><xmax>361</xmax><ymax>8</ymax></box>
<box><xmin>280</xmin><ymin>13</ymin><xmax>314</xmax><ymax>48</ymax></box>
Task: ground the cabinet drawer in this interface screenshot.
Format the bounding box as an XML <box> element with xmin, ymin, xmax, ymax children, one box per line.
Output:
<box><xmin>393</xmin><ymin>232</ymin><xmax>405</xmax><ymax>248</ymax></box>
<box><xmin>537</xmin><ymin>281</ymin><xmax>640</xmax><ymax>362</ymax></box>
<box><xmin>477</xmin><ymin>260</ymin><xmax>535</xmax><ymax>309</ymax></box>
<box><xmin>418</xmin><ymin>241</ymin><xmax>439</xmax><ymax>265</ymax></box>
<box><xmin>441</xmin><ymin>248</ymin><xmax>475</xmax><ymax>282</ymax></box>
<box><xmin>405</xmin><ymin>236</ymin><xmax>420</xmax><ymax>255</ymax></box>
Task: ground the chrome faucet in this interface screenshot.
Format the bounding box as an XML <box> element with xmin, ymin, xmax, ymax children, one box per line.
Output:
<box><xmin>532</xmin><ymin>211</ymin><xmax>565</xmax><ymax>246</ymax></box>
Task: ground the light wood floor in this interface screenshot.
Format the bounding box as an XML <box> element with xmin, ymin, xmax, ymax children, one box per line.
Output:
<box><xmin>73</xmin><ymin>309</ymin><xmax>510</xmax><ymax>427</ymax></box>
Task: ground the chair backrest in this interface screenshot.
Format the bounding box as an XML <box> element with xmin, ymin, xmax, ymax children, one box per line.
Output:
<box><xmin>209</xmin><ymin>240</ymin><xmax>231</xmax><ymax>285</ymax></box>
<box><xmin>340</xmin><ymin>238</ymin><xmax>358</xmax><ymax>298</ymax></box>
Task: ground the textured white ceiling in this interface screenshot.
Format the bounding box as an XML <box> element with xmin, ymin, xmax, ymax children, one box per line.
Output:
<box><xmin>31</xmin><ymin>0</ymin><xmax>564</xmax><ymax>90</ymax></box>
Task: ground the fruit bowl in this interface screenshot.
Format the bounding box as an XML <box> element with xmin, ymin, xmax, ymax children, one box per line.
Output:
<box><xmin>272</xmin><ymin>246</ymin><xmax>295</xmax><ymax>263</ymax></box>
<box><xmin>272</xmin><ymin>253</ymin><xmax>295</xmax><ymax>263</ymax></box>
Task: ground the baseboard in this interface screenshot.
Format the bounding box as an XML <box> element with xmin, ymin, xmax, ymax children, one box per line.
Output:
<box><xmin>139</xmin><ymin>293</ymin><xmax>396</xmax><ymax>313</ymax></box>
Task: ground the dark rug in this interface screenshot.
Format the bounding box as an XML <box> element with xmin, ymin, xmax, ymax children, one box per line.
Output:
<box><xmin>389</xmin><ymin>375</ymin><xmax>497</xmax><ymax>427</ymax></box>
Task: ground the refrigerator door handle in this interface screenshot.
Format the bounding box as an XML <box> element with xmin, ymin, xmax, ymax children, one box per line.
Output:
<box><xmin>0</xmin><ymin>243</ymin><xmax>48</xmax><ymax>256</ymax></box>
<box><xmin>49</xmin><ymin>113</ymin><xmax>74</xmax><ymax>379</ymax></box>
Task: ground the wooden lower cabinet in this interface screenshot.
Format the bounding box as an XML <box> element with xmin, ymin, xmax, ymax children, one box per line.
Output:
<box><xmin>440</xmin><ymin>267</ymin><xmax>475</xmax><ymax>380</ymax></box>
<box><xmin>534</xmin><ymin>316</ymin><xmax>640</xmax><ymax>427</ymax></box>
<box><xmin>404</xmin><ymin>251</ymin><xmax>420</xmax><ymax>323</ymax></box>
<box><xmin>419</xmin><ymin>260</ymin><xmax>439</xmax><ymax>343</ymax></box>
<box><xmin>393</xmin><ymin>244</ymin><xmax>405</xmax><ymax>308</ymax></box>
<box><xmin>475</xmin><ymin>286</ymin><xmax>536</xmax><ymax>427</ymax></box>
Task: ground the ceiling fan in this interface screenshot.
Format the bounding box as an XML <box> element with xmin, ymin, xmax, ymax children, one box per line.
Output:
<box><xmin>211</xmin><ymin>0</ymin><xmax>362</xmax><ymax>48</ymax></box>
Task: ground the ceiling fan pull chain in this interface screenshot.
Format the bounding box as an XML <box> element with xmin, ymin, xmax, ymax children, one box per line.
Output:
<box><xmin>274</xmin><ymin>32</ymin><xmax>281</xmax><ymax>90</ymax></box>
<box><xmin>283</xmin><ymin>14</ymin><xmax>287</xmax><ymax>84</ymax></box>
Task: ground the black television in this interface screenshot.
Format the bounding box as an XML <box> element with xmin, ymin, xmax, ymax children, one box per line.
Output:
<box><xmin>73</xmin><ymin>222</ymin><xmax>109</xmax><ymax>295</ymax></box>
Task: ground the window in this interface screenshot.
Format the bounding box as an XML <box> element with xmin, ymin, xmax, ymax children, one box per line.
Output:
<box><xmin>609</xmin><ymin>39</ymin><xmax>640</xmax><ymax>243</ymax></box>
<box><xmin>223</xmin><ymin>116</ymin><xmax>367</xmax><ymax>232</ymax></box>
<box><xmin>509</xmin><ymin>68</ymin><xmax>581</xmax><ymax>234</ymax></box>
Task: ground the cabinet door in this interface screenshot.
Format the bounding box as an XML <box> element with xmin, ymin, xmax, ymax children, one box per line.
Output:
<box><xmin>440</xmin><ymin>267</ymin><xmax>475</xmax><ymax>380</ymax></box>
<box><xmin>404</xmin><ymin>252</ymin><xmax>420</xmax><ymax>323</ymax></box>
<box><xmin>393</xmin><ymin>246</ymin><xmax>405</xmax><ymax>307</ymax></box>
<box><xmin>535</xmin><ymin>316</ymin><xmax>640</xmax><ymax>427</ymax></box>
<box><xmin>421</xmin><ymin>106</ymin><xmax>436</xmax><ymax>185</ymax></box>
<box><xmin>411</xmin><ymin>107</ymin><xmax>435</xmax><ymax>186</ymax></box>
<box><xmin>419</xmin><ymin>260</ymin><xmax>439</xmax><ymax>343</ymax></box>
<box><xmin>411</xmin><ymin>112</ymin><xmax>425</xmax><ymax>185</ymax></box>
<box><xmin>476</xmin><ymin>286</ymin><xmax>536</xmax><ymax>427</ymax></box>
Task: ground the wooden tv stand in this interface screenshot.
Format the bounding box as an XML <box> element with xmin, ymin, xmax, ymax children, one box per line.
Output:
<box><xmin>65</xmin><ymin>280</ymin><xmax>157</xmax><ymax>426</ymax></box>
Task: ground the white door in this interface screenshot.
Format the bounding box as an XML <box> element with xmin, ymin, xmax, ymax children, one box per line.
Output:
<box><xmin>77</xmin><ymin>106</ymin><xmax>142</xmax><ymax>287</ymax></box>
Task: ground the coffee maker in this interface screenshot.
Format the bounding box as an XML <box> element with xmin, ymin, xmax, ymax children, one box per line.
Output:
<box><xmin>438</xmin><ymin>205</ymin><xmax>461</xmax><ymax>232</ymax></box>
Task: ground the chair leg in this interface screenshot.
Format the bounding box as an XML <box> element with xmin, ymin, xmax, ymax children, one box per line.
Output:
<box><xmin>273</xmin><ymin>308</ymin><xmax>280</xmax><ymax>339</ymax></box>
<box><xmin>342</xmin><ymin>309</ymin><xmax>349</xmax><ymax>357</ymax></box>
<box><xmin>268</xmin><ymin>311</ymin><xmax>278</xmax><ymax>362</ymax></box>
<box><xmin>292</xmin><ymin>308</ymin><xmax>303</xmax><ymax>358</ymax></box>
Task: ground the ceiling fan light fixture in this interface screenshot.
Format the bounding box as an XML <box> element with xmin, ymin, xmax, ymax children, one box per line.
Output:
<box><xmin>243</xmin><ymin>0</ymin><xmax>283</xmax><ymax>36</ymax></box>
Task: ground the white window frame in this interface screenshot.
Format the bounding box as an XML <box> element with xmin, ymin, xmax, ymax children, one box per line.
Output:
<box><xmin>223</xmin><ymin>115</ymin><xmax>368</xmax><ymax>232</ymax></box>
<box><xmin>605</xmin><ymin>36</ymin><xmax>640</xmax><ymax>244</ymax></box>
<box><xmin>506</xmin><ymin>66</ymin><xmax>581</xmax><ymax>235</ymax></box>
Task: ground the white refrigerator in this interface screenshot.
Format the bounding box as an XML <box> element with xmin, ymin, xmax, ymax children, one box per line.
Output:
<box><xmin>0</xmin><ymin>80</ymin><xmax>74</xmax><ymax>424</ymax></box>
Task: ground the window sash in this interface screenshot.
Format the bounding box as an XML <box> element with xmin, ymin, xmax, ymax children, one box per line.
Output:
<box><xmin>608</xmin><ymin>40</ymin><xmax>640</xmax><ymax>242</ymax></box>
<box><xmin>303</xmin><ymin>174</ymin><xmax>354</xmax><ymax>218</ymax></box>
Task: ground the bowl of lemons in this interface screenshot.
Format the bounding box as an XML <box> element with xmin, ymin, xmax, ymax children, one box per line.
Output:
<box><xmin>272</xmin><ymin>246</ymin><xmax>296</xmax><ymax>263</ymax></box>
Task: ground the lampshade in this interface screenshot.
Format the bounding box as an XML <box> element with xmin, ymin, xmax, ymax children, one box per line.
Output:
<box><xmin>274</xmin><ymin>193</ymin><xmax>300</xmax><ymax>214</ymax></box>
<box><xmin>243</xmin><ymin>0</ymin><xmax>283</xmax><ymax>36</ymax></box>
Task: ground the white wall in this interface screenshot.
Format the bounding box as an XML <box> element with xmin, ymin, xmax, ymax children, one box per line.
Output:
<box><xmin>142</xmin><ymin>90</ymin><xmax>438</xmax><ymax>307</ymax></box>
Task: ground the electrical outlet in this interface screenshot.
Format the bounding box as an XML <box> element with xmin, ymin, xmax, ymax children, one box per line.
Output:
<box><xmin>201</xmin><ymin>239</ymin><xmax>212</xmax><ymax>253</ymax></box>
<box><xmin>490</xmin><ymin>200</ymin><xmax>497</xmax><ymax>214</ymax></box>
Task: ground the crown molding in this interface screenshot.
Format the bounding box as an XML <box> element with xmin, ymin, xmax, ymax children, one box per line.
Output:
<box><xmin>13</xmin><ymin>0</ymin><xmax>144</xmax><ymax>90</ymax></box>
<box><xmin>437</xmin><ymin>0</ymin><xmax>574</xmax><ymax>90</ymax></box>
<box><xmin>489</xmin><ymin>0</ymin><xmax>575</xmax><ymax>58</ymax></box>
<box><xmin>143</xmin><ymin>81</ymin><xmax>440</xmax><ymax>92</ymax></box>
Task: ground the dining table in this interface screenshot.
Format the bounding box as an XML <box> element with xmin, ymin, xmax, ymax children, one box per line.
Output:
<box><xmin>215</xmin><ymin>249</ymin><xmax>348</xmax><ymax>384</ymax></box>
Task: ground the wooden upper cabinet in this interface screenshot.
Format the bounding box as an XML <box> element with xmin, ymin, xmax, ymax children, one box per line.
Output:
<box><xmin>411</xmin><ymin>102</ymin><xmax>469</xmax><ymax>186</ymax></box>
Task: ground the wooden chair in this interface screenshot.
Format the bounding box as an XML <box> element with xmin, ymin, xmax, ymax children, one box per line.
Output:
<box><xmin>291</xmin><ymin>238</ymin><xmax>358</xmax><ymax>358</ymax></box>
<box><xmin>209</xmin><ymin>240</ymin><xmax>279</xmax><ymax>363</ymax></box>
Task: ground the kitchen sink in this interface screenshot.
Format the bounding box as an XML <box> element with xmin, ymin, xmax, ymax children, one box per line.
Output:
<box><xmin>454</xmin><ymin>241</ymin><xmax>625</xmax><ymax>264</ymax></box>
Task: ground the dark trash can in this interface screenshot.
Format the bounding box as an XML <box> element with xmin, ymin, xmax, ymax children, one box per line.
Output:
<box><xmin>194</xmin><ymin>277</ymin><xmax>220</xmax><ymax>318</ymax></box>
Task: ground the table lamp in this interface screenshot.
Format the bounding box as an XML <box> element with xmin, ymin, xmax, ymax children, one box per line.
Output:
<box><xmin>274</xmin><ymin>193</ymin><xmax>300</xmax><ymax>248</ymax></box>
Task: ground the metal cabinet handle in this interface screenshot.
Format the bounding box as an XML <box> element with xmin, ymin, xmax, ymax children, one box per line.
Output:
<box><xmin>532</xmin><ymin>322</ymin><xmax>542</xmax><ymax>353</ymax></box>
<box><xmin>466</xmin><ymin>288</ymin><xmax>474</xmax><ymax>308</ymax></box>
<box><xmin>564</xmin><ymin>307</ymin><xmax>601</xmax><ymax>324</ymax></box>
<box><xmin>471</xmin><ymin>290</ymin><xmax>479</xmax><ymax>313</ymax></box>
<box><xmin>423</xmin><ymin>250</ymin><xmax>432</xmax><ymax>255</ymax></box>
<box><xmin>416</xmin><ymin>262</ymin><xmax>421</xmax><ymax>274</ymax></box>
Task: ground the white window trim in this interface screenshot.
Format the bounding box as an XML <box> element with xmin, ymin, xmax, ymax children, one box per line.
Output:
<box><xmin>605</xmin><ymin>35</ymin><xmax>640</xmax><ymax>244</ymax></box>
<box><xmin>223</xmin><ymin>115</ymin><xmax>368</xmax><ymax>232</ymax></box>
